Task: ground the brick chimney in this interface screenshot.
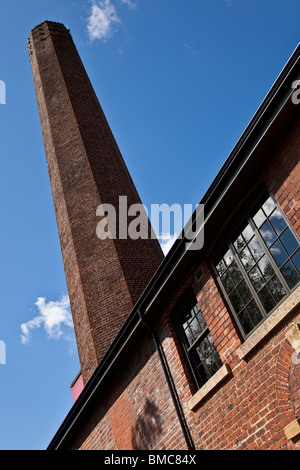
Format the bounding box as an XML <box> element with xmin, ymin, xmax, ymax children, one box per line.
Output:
<box><xmin>28</xmin><ymin>21</ymin><xmax>164</xmax><ymax>384</ymax></box>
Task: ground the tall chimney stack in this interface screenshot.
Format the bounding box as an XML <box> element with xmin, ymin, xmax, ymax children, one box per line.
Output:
<box><xmin>28</xmin><ymin>21</ymin><xmax>164</xmax><ymax>384</ymax></box>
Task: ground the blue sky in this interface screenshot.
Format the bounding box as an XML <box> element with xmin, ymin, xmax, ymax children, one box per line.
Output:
<box><xmin>0</xmin><ymin>0</ymin><xmax>300</xmax><ymax>450</ymax></box>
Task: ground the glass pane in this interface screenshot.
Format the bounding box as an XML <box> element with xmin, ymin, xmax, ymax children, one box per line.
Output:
<box><xmin>269</xmin><ymin>208</ymin><xmax>287</xmax><ymax>235</ymax></box>
<box><xmin>216</xmin><ymin>258</ymin><xmax>226</xmax><ymax>276</ymax></box>
<box><xmin>182</xmin><ymin>305</ymin><xmax>192</xmax><ymax>322</ymax></box>
<box><xmin>221</xmin><ymin>271</ymin><xmax>235</xmax><ymax>294</ymax></box>
<box><xmin>262</xmin><ymin>196</ymin><xmax>276</xmax><ymax>216</ymax></box>
<box><xmin>233</xmin><ymin>234</ymin><xmax>246</xmax><ymax>253</ymax></box>
<box><xmin>259</xmin><ymin>220</ymin><xmax>277</xmax><ymax>247</ymax></box>
<box><xmin>281</xmin><ymin>261</ymin><xmax>300</xmax><ymax>289</ymax></box>
<box><xmin>193</xmin><ymin>302</ymin><xmax>201</xmax><ymax>315</ymax></box>
<box><xmin>182</xmin><ymin>319</ymin><xmax>188</xmax><ymax>330</ymax></box>
<box><xmin>268</xmin><ymin>276</ymin><xmax>286</xmax><ymax>302</ymax></box>
<box><xmin>246</xmin><ymin>300</ymin><xmax>263</xmax><ymax>327</ymax></box>
<box><xmin>248</xmin><ymin>236</ymin><xmax>265</xmax><ymax>261</ymax></box>
<box><xmin>203</xmin><ymin>352</ymin><xmax>223</xmax><ymax>379</ymax></box>
<box><xmin>195</xmin><ymin>335</ymin><xmax>212</xmax><ymax>363</ymax></box>
<box><xmin>237</xmin><ymin>279</ymin><xmax>253</xmax><ymax>304</ymax></box>
<box><xmin>192</xmin><ymin>335</ymin><xmax>222</xmax><ymax>384</ymax></box>
<box><xmin>229</xmin><ymin>290</ymin><xmax>244</xmax><ymax>313</ymax></box>
<box><xmin>242</xmin><ymin>223</ymin><xmax>254</xmax><ymax>242</ymax></box>
<box><xmin>292</xmin><ymin>250</ymin><xmax>300</xmax><ymax>273</ymax></box>
<box><xmin>270</xmin><ymin>240</ymin><xmax>288</xmax><ymax>268</ymax></box>
<box><xmin>248</xmin><ymin>266</ymin><xmax>265</xmax><ymax>292</ymax></box>
<box><xmin>224</xmin><ymin>247</ymin><xmax>234</xmax><ymax>266</ymax></box>
<box><xmin>280</xmin><ymin>229</ymin><xmax>299</xmax><ymax>256</ymax></box>
<box><xmin>180</xmin><ymin>314</ymin><xmax>189</xmax><ymax>331</ymax></box>
<box><xmin>238</xmin><ymin>309</ymin><xmax>254</xmax><ymax>335</ymax></box>
<box><xmin>197</xmin><ymin>355</ymin><xmax>219</xmax><ymax>383</ymax></box>
<box><xmin>258</xmin><ymin>285</ymin><xmax>276</xmax><ymax>313</ymax></box>
<box><xmin>209</xmin><ymin>349</ymin><xmax>223</xmax><ymax>374</ymax></box>
<box><xmin>253</xmin><ymin>208</ymin><xmax>266</xmax><ymax>228</ymax></box>
<box><xmin>191</xmin><ymin>315</ymin><xmax>206</xmax><ymax>339</ymax></box>
<box><xmin>184</xmin><ymin>326</ymin><xmax>194</xmax><ymax>347</ymax></box>
<box><xmin>257</xmin><ymin>255</ymin><xmax>275</xmax><ymax>281</ymax></box>
<box><xmin>189</xmin><ymin>317</ymin><xmax>201</xmax><ymax>341</ymax></box>
<box><xmin>239</xmin><ymin>246</ymin><xmax>255</xmax><ymax>271</ymax></box>
<box><xmin>228</xmin><ymin>260</ymin><xmax>243</xmax><ymax>285</ymax></box>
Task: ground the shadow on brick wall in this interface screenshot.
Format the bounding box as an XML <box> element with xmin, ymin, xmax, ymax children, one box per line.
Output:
<box><xmin>131</xmin><ymin>399</ymin><xmax>163</xmax><ymax>450</ymax></box>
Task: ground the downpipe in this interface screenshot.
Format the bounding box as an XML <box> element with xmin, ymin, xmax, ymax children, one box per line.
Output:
<box><xmin>138</xmin><ymin>310</ymin><xmax>195</xmax><ymax>451</ymax></box>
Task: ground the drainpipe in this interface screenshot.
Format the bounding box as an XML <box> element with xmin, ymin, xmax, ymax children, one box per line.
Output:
<box><xmin>138</xmin><ymin>310</ymin><xmax>195</xmax><ymax>451</ymax></box>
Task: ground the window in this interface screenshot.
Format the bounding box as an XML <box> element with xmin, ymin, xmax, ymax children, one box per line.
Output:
<box><xmin>214</xmin><ymin>191</ymin><xmax>300</xmax><ymax>338</ymax></box>
<box><xmin>173</xmin><ymin>290</ymin><xmax>223</xmax><ymax>389</ymax></box>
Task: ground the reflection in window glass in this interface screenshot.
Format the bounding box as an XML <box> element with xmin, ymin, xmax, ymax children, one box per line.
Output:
<box><xmin>242</xmin><ymin>224</ymin><xmax>254</xmax><ymax>242</ymax></box>
<box><xmin>270</xmin><ymin>240</ymin><xmax>288</xmax><ymax>268</ymax></box>
<box><xmin>281</xmin><ymin>261</ymin><xmax>300</xmax><ymax>289</ymax></box>
<box><xmin>239</xmin><ymin>246</ymin><xmax>255</xmax><ymax>271</ymax></box>
<box><xmin>248</xmin><ymin>237</ymin><xmax>264</xmax><ymax>261</ymax></box>
<box><xmin>214</xmin><ymin>191</ymin><xmax>300</xmax><ymax>338</ymax></box>
<box><xmin>268</xmin><ymin>276</ymin><xmax>286</xmax><ymax>303</ymax></box>
<box><xmin>237</xmin><ymin>280</ymin><xmax>252</xmax><ymax>304</ymax></box>
<box><xmin>292</xmin><ymin>251</ymin><xmax>300</xmax><ymax>272</ymax></box>
<box><xmin>246</xmin><ymin>301</ymin><xmax>263</xmax><ymax>327</ymax></box>
<box><xmin>195</xmin><ymin>336</ymin><xmax>222</xmax><ymax>379</ymax></box>
<box><xmin>269</xmin><ymin>209</ymin><xmax>287</xmax><ymax>235</ymax></box>
<box><xmin>229</xmin><ymin>290</ymin><xmax>244</xmax><ymax>313</ymax></box>
<box><xmin>259</xmin><ymin>220</ymin><xmax>277</xmax><ymax>247</ymax></box>
<box><xmin>229</xmin><ymin>260</ymin><xmax>243</xmax><ymax>285</ymax></box>
<box><xmin>224</xmin><ymin>248</ymin><xmax>234</xmax><ymax>266</ymax></box>
<box><xmin>248</xmin><ymin>266</ymin><xmax>265</xmax><ymax>292</ymax></box>
<box><xmin>253</xmin><ymin>208</ymin><xmax>266</xmax><ymax>228</ymax></box>
<box><xmin>280</xmin><ymin>230</ymin><xmax>299</xmax><ymax>256</ymax></box>
<box><xmin>257</xmin><ymin>256</ymin><xmax>274</xmax><ymax>281</ymax></box>
<box><xmin>262</xmin><ymin>196</ymin><xmax>276</xmax><ymax>216</ymax></box>
<box><xmin>258</xmin><ymin>285</ymin><xmax>276</xmax><ymax>313</ymax></box>
<box><xmin>175</xmin><ymin>292</ymin><xmax>223</xmax><ymax>389</ymax></box>
<box><xmin>233</xmin><ymin>233</ymin><xmax>245</xmax><ymax>252</ymax></box>
<box><xmin>222</xmin><ymin>271</ymin><xmax>235</xmax><ymax>293</ymax></box>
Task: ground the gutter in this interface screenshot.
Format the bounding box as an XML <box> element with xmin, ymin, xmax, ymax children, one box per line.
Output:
<box><xmin>48</xmin><ymin>43</ymin><xmax>300</xmax><ymax>450</ymax></box>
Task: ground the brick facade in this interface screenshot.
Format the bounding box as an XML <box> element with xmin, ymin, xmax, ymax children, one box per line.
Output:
<box><xmin>55</xmin><ymin>115</ymin><xmax>300</xmax><ymax>451</ymax></box>
<box><xmin>29</xmin><ymin>22</ymin><xmax>300</xmax><ymax>450</ymax></box>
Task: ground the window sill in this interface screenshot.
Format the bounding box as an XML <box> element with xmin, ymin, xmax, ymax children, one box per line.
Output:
<box><xmin>236</xmin><ymin>285</ymin><xmax>300</xmax><ymax>360</ymax></box>
<box><xmin>188</xmin><ymin>364</ymin><xmax>231</xmax><ymax>411</ymax></box>
<box><xmin>284</xmin><ymin>418</ymin><xmax>300</xmax><ymax>441</ymax></box>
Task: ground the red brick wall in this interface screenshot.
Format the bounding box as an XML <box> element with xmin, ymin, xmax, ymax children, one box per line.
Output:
<box><xmin>180</xmin><ymin>117</ymin><xmax>300</xmax><ymax>450</ymax></box>
<box><xmin>184</xmin><ymin>117</ymin><xmax>300</xmax><ymax>450</ymax></box>
<box><xmin>64</xmin><ymin>334</ymin><xmax>189</xmax><ymax>450</ymax></box>
<box><xmin>264</xmin><ymin>119</ymin><xmax>300</xmax><ymax>235</ymax></box>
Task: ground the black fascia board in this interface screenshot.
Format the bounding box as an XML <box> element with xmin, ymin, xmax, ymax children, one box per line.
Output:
<box><xmin>47</xmin><ymin>44</ymin><xmax>300</xmax><ymax>450</ymax></box>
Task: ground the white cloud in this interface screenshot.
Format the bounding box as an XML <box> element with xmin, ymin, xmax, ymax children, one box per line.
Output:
<box><xmin>121</xmin><ymin>0</ymin><xmax>138</xmax><ymax>10</ymax></box>
<box><xmin>21</xmin><ymin>295</ymin><xmax>74</xmax><ymax>345</ymax></box>
<box><xmin>158</xmin><ymin>233</ymin><xmax>179</xmax><ymax>255</ymax></box>
<box><xmin>87</xmin><ymin>0</ymin><xmax>120</xmax><ymax>42</ymax></box>
<box><xmin>183</xmin><ymin>40</ymin><xmax>198</xmax><ymax>57</ymax></box>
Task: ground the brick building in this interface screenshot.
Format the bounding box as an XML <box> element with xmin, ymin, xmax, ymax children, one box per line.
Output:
<box><xmin>28</xmin><ymin>22</ymin><xmax>300</xmax><ymax>450</ymax></box>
